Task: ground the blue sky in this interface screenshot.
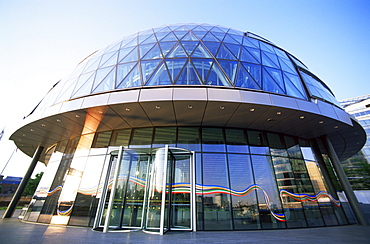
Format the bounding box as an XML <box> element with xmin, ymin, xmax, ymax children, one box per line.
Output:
<box><xmin>0</xmin><ymin>0</ymin><xmax>369</xmax><ymax>177</ymax></box>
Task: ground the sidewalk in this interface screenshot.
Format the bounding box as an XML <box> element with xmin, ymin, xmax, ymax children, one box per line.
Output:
<box><xmin>1</xmin><ymin>210</ymin><xmax>370</xmax><ymax>243</ymax></box>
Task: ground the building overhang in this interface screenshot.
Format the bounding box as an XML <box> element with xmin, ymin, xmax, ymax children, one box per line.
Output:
<box><xmin>10</xmin><ymin>86</ymin><xmax>366</xmax><ymax>162</ymax></box>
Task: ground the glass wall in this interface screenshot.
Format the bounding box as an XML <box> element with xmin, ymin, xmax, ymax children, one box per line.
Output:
<box><xmin>27</xmin><ymin>127</ymin><xmax>347</xmax><ymax>230</ymax></box>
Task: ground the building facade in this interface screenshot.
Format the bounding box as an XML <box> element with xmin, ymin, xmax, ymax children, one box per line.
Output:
<box><xmin>340</xmin><ymin>95</ymin><xmax>370</xmax><ymax>190</ymax></box>
<box><xmin>8</xmin><ymin>24</ymin><xmax>367</xmax><ymax>234</ymax></box>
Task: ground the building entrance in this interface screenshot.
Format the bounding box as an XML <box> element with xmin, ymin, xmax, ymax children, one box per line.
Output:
<box><xmin>93</xmin><ymin>146</ymin><xmax>195</xmax><ymax>235</ymax></box>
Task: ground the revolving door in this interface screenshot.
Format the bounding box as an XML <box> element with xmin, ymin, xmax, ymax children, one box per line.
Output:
<box><xmin>93</xmin><ymin>146</ymin><xmax>195</xmax><ymax>235</ymax></box>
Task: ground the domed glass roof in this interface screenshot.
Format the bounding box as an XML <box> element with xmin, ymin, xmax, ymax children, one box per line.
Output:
<box><xmin>37</xmin><ymin>23</ymin><xmax>340</xmax><ymax>110</ymax></box>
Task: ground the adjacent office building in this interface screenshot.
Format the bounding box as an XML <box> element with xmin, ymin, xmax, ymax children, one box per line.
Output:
<box><xmin>340</xmin><ymin>95</ymin><xmax>370</xmax><ymax>190</ymax></box>
<box><xmin>7</xmin><ymin>24</ymin><xmax>367</xmax><ymax>234</ymax></box>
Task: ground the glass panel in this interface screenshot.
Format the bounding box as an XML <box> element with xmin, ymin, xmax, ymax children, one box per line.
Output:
<box><xmin>267</xmin><ymin>133</ymin><xmax>288</xmax><ymax>157</ymax></box>
<box><xmin>181</xmin><ymin>32</ymin><xmax>198</xmax><ymax>41</ymax></box>
<box><xmin>283</xmin><ymin>73</ymin><xmax>307</xmax><ymax>99</ymax></box>
<box><xmin>129</xmin><ymin>128</ymin><xmax>153</xmax><ymax>149</ymax></box>
<box><xmin>241</xmin><ymin>62</ymin><xmax>262</xmax><ymax>87</ymax></box>
<box><xmin>99</xmin><ymin>51</ymin><xmax>118</xmax><ymax>68</ymax></box>
<box><xmin>139</xmin><ymin>43</ymin><xmax>156</xmax><ymax>58</ymax></box>
<box><xmin>235</xmin><ymin>63</ymin><xmax>260</xmax><ymax>89</ymax></box>
<box><xmin>110</xmin><ymin>129</ymin><xmax>131</xmax><ymax>147</ymax></box>
<box><xmin>202</xmin><ymin>128</ymin><xmax>226</xmax><ymax>152</ymax></box>
<box><xmin>217</xmin><ymin>44</ymin><xmax>236</xmax><ymax>60</ymax></box>
<box><xmin>142</xmin><ymin>44</ymin><xmax>163</xmax><ymax>60</ymax></box>
<box><xmin>116</xmin><ymin>64</ymin><xmax>141</xmax><ymax>88</ymax></box>
<box><xmin>228</xmin><ymin>154</ymin><xmax>260</xmax><ymax>229</ymax></box>
<box><xmin>170</xmin><ymin>151</ymin><xmax>191</xmax><ymax>230</ymax></box>
<box><xmin>141</xmin><ymin>34</ymin><xmax>157</xmax><ymax>45</ymax></box>
<box><xmin>116</xmin><ymin>62</ymin><xmax>136</xmax><ymax>87</ymax></box>
<box><xmin>212</xmin><ymin>31</ymin><xmax>225</xmax><ymax>41</ymax></box>
<box><xmin>161</xmin><ymin>32</ymin><xmax>178</xmax><ymax>42</ymax></box>
<box><xmin>202</xmin><ymin>32</ymin><xmax>219</xmax><ymax>42</ymax></box>
<box><xmin>271</xmin><ymin>156</ymin><xmax>307</xmax><ymax>228</ymax></box>
<box><xmin>167</xmin><ymin>43</ymin><xmax>187</xmax><ymax>58</ymax></box>
<box><xmin>192</xmin><ymin>59</ymin><xmax>213</xmax><ymax>83</ymax></box>
<box><xmin>205</xmin><ymin>63</ymin><xmax>231</xmax><ymax>86</ymax></box>
<box><xmin>251</xmin><ymin>155</ymin><xmax>286</xmax><ymax>229</ymax></box>
<box><xmin>242</xmin><ymin>36</ymin><xmax>259</xmax><ymax>49</ymax></box>
<box><xmin>262</xmin><ymin>68</ymin><xmax>285</xmax><ymax>94</ymax></box>
<box><xmin>290</xmin><ymin>158</ymin><xmax>325</xmax><ymax>227</ymax></box>
<box><xmin>69</xmin><ymin>155</ymin><xmax>107</xmax><ymax>226</ymax></box>
<box><xmin>177</xmin><ymin>127</ymin><xmax>201</xmax><ymax>151</ymax></box>
<box><xmin>240</xmin><ymin>47</ymin><xmax>259</xmax><ymax>64</ymax></box>
<box><xmin>278</xmin><ymin>57</ymin><xmax>297</xmax><ymax>74</ymax></box>
<box><xmin>305</xmin><ymin>156</ymin><xmax>339</xmax><ymax>226</ymax></box>
<box><xmin>225</xmin><ymin>128</ymin><xmax>249</xmax><ymax>153</ymax></box>
<box><xmin>175</xmin><ymin>61</ymin><xmax>202</xmax><ymax>85</ymax></box>
<box><xmin>191</xmin><ymin>43</ymin><xmax>212</xmax><ymax>58</ymax></box>
<box><xmin>224</xmin><ymin>43</ymin><xmax>240</xmax><ymax>59</ymax></box>
<box><xmin>261</xmin><ymin>52</ymin><xmax>280</xmax><ymax>69</ymax></box>
<box><xmin>218</xmin><ymin>60</ymin><xmax>238</xmax><ymax>83</ymax></box>
<box><xmin>248</xmin><ymin>131</ymin><xmax>269</xmax><ymax>155</ymax></box>
<box><xmin>152</xmin><ymin>127</ymin><xmax>177</xmax><ymax>148</ymax></box>
<box><xmin>118</xmin><ymin>47</ymin><xmax>136</xmax><ymax>63</ymax></box>
<box><xmin>118</xmin><ymin>47</ymin><xmax>138</xmax><ymax>64</ymax></box>
<box><xmin>284</xmin><ymin>136</ymin><xmax>302</xmax><ymax>159</ymax></box>
<box><xmin>92</xmin><ymin>67</ymin><xmax>116</xmax><ymax>93</ymax></box>
<box><xmin>223</xmin><ymin>34</ymin><xmax>239</xmax><ymax>44</ymax></box>
<box><xmin>158</xmin><ymin>42</ymin><xmax>176</xmax><ymax>58</ymax></box>
<box><xmin>202</xmin><ymin>41</ymin><xmax>220</xmax><ymax>56</ymax></box>
<box><xmin>228</xmin><ymin>34</ymin><xmax>243</xmax><ymax>44</ymax></box>
<box><xmin>145</xmin><ymin>62</ymin><xmax>172</xmax><ymax>86</ymax></box>
<box><xmin>181</xmin><ymin>41</ymin><xmax>199</xmax><ymax>55</ymax></box>
<box><xmin>166</xmin><ymin>59</ymin><xmax>187</xmax><ymax>82</ymax></box>
<box><xmin>192</xmin><ymin>30</ymin><xmax>207</xmax><ymax>40</ymax></box>
<box><xmin>259</xmin><ymin>42</ymin><xmax>275</xmax><ymax>54</ymax></box>
<box><xmin>202</xmin><ymin>153</ymin><xmax>232</xmax><ymax>230</ymax></box>
<box><xmin>141</xmin><ymin>60</ymin><xmax>161</xmax><ymax>83</ymax></box>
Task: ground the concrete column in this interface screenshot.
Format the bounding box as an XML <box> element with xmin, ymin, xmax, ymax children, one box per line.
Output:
<box><xmin>2</xmin><ymin>146</ymin><xmax>44</xmax><ymax>218</ymax></box>
<box><xmin>320</xmin><ymin>135</ymin><xmax>369</xmax><ymax>226</ymax></box>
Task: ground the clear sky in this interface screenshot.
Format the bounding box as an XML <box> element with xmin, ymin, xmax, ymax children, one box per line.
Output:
<box><xmin>0</xmin><ymin>0</ymin><xmax>369</xmax><ymax>177</ymax></box>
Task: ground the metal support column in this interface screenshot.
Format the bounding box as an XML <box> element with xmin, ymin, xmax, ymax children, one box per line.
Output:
<box><xmin>321</xmin><ymin>135</ymin><xmax>369</xmax><ymax>226</ymax></box>
<box><xmin>3</xmin><ymin>146</ymin><xmax>44</xmax><ymax>218</ymax></box>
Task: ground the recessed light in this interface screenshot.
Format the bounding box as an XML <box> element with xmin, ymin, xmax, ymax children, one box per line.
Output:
<box><xmin>22</xmin><ymin>134</ymin><xmax>26</xmax><ymax>137</ymax></box>
<box><xmin>30</xmin><ymin>129</ymin><xmax>34</xmax><ymax>132</ymax></box>
<box><xmin>41</xmin><ymin>124</ymin><xmax>46</xmax><ymax>127</ymax></box>
<box><xmin>75</xmin><ymin>114</ymin><xmax>80</xmax><ymax>118</ymax></box>
<box><xmin>98</xmin><ymin>111</ymin><xmax>103</xmax><ymax>114</ymax></box>
<box><xmin>56</xmin><ymin>119</ymin><xmax>61</xmax><ymax>122</ymax></box>
<box><xmin>334</xmin><ymin>126</ymin><xmax>339</xmax><ymax>129</ymax></box>
<box><xmin>155</xmin><ymin>106</ymin><xmax>161</xmax><ymax>109</ymax></box>
<box><xmin>267</xmin><ymin>118</ymin><xmax>273</xmax><ymax>121</ymax></box>
<box><xmin>276</xmin><ymin>111</ymin><xmax>282</xmax><ymax>115</ymax></box>
<box><xmin>220</xmin><ymin>106</ymin><xmax>225</xmax><ymax>110</ymax></box>
<box><xmin>299</xmin><ymin>116</ymin><xmax>305</xmax><ymax>119</ymax></box>
<box><xmin>188</xmin><ymin>105</ymin><xmax>193</xmax><ymax>109</ymax></box>
<box><xmin>250</xmin><ymin>108</ymin><xmax>255</xmax><ymax>112</ymax></box>
<box><xmin>319</xmin><ymin>120</ymin><xmax>324</xmax><ymax>124</ymax></box>
<box><xmin>125</xmin><ymin>108</ymin><xmax>130</xmax><ymax>112</ymax></box>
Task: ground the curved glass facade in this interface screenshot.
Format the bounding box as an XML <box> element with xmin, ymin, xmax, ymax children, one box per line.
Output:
<box><xmin>35</xmin><ymin>23</ymin><xmax>340</xmax><ymax>112</ymax></box>
<box><xmin>24</xmin><ymin>127</ymin><xmax>349</xmax><ymax>230</ymax></box>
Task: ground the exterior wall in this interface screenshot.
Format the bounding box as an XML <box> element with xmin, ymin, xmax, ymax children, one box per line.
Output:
<box><xmin>24</xmin><ymin>127</ymin><xmax>349</xmax><ymax>230</ymax></box>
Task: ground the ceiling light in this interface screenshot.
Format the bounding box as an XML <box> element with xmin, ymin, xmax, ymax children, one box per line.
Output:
<box><xmin>276</xmin><ymin>111</ymin><xmax>282</xmax><ymax>115</ymax></box>
<box><xmin>188</xmin><ymin>105</ymin><xmax>193</xmax><ymax>109</ymax></box>
<box><xmin>267</xmin><ymin>118</ymin><xmax>273</xmax><ymax>121</ymax></box>
<box><xmin>75</xmin><ymin>114</ymin><xmax>80</xmax><ymax>118</ymax></box>
<box><xmin>249</xmin><ymin>108</ymin><xmax>255</xmax><ymax>112</ymax></box>
<box><xmin>22</xmin><ymin>134</ymin><xmax>26</xmax><ymax>137</ymax></box>
<box><xmin>125</xmin><ymin>108</ymin><xmax>130</xmax><ymax>112</ymax></box>
<box><xmin>30</xmin><ymin>129</ymin><xmax>34</xmax><ymax>132</ymax></box>
<box><xmin>56</xmin><ymin>119</ymin><xmax>61</xmax><ymax>122</ymax></box>
<box><xmin>155</xmin><ymin>106</ymin><xmax>161</xmax><ymax>109</ymax></box>
<box><xmin>319</xmin><ymin>120</ymin><xmax>324</xmax><ymax>124</ymax></box>
<box><xmin>220</xmin><ymin>106</ymin><xmax>225</xmax><ymax>110</ymax></box>
<box><xmin>41</xmin><ymin>124</ymin><xmax>46</xmax><ymax>127</ymax></box>
<box><xmin>334</xmin><ymin>126</ymin><xmax>339</xmax><ymax>129</ymax></box>
<box><xmin>299</xmin><ymin>116</ymin><xmax>305</xmax><ymax>119</ymax></box>
<box><xmin>98</xmin><ymin>111</ymin><xmax>103</xmax><ymax>114</ymax></box>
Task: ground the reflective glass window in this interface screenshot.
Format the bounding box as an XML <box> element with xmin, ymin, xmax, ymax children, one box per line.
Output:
<box><xmin>202</xmin><ymin>128</ymin><xmax>226</xmax><ymax>152</ymax></box>
<box><xmin>225</xmin><ymin>128</ymin><xmax>249</xmax><ymax>153</ymax></box>
<box><xmin>248</xmin><ymin>131</ymin><xmax>269</xmax><ymax>155</ymax></box>
<box><xmin>202</xmin><ymin>153</ymin><xmax>232</xmax><ymax>230</ymax></box>
<box><xmin>177</xmin><ymin>127</ymin><xmax>201</xmax><ymax>151</ymax></box>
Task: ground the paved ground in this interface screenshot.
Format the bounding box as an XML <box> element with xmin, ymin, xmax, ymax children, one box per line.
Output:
<box><xmin>1</xmin><ymin>209</ymin><xmax>370</xmax><ymax>244</ymax></box>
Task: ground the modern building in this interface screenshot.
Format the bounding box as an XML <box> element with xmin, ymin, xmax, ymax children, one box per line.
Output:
<box><xmin>340</xmin><ymin>95</ymin><xmax>370</xmax><ymax>190</ymax></box>
<box><xmin>5</xmin><ymin>23</ymin><xmax>368</xmax><ymax>234</ymax></box>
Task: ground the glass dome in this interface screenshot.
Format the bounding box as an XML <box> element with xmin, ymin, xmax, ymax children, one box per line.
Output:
<box><xmin>36</xmin><ymin>23</ymin><xmax>340</xmax><ymax>111</ymax></box>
